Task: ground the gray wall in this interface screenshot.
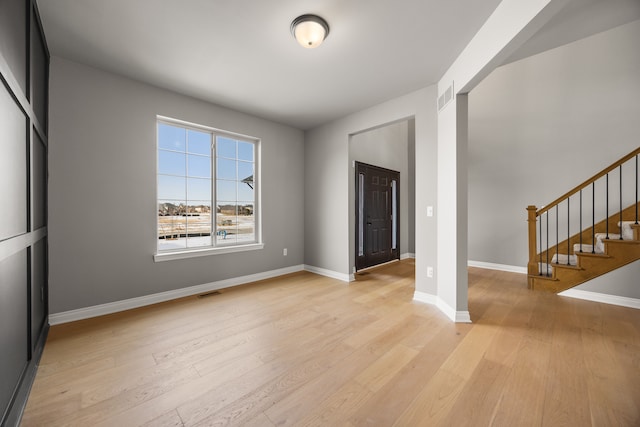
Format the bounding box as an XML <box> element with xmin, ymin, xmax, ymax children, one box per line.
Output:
<box><xmin>49</xmin><ymin>57</ymin><xmax>305</xmax><ymax>314</ymax></box>
<box><xmin>304</xmin><ymin>87</ymin><xmax>437</xmax><ymax>295</ymax></box>
<box><xmin>349</xmin><ymin>119</ymin><xmax>416</xmax><ymax>258</ymax></box>
<box><xmin>574</xmin><ymin>260</ymin><xmax>640</xmax><ymax>299</ymax></box>
<box><xmin>468</xmin><ymin>20</ymin><xmax>640</xmax><ymax>296</ymax></box>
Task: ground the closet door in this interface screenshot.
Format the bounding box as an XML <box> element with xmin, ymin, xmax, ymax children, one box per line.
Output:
<box><xmin>0</xmin><ymin>0</ymin><xmax>49</xmax><ymax>424</ymax></box>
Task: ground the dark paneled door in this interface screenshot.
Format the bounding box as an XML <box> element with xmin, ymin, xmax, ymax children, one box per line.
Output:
<box><xmin>355</xmin><ymin>162</ymin><xmax>400</xmax><ymax>271</ymax></box>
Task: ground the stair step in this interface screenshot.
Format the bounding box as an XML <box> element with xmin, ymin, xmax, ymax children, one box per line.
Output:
<box><xmin>573</xmin><ymin>243</ymin><xmax>603</xmax><ymax>254</ymax></box>
<box><xmin>551</xmin><ymin>253</ymin><xmax>578</xmax><ymax>266</ymax></box>
<box><xmin>594</xmin><ymin>232</ymin><xmax>622</xmax><ymax>241</ymax></box>
<box><xmin>574</xmin><ymin>232</ymin><xmax>635</xmax><ymax>255</ymax></box>
<box><xmin>618</xmin><ymin>221</ymin><xmax>637</xmax><ymax>240</ymax></box>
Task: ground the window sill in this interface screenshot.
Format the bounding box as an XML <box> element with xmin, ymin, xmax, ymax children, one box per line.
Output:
<box><xmin>154</xmin><ymin>243</ymin><xmax>264</xmax><ymax>262</ymax></box>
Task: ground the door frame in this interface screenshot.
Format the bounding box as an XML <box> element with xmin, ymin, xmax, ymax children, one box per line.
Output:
<box><xmin>354</xmin><ymin>161</ymin><xmax>400</xmax><ymax>271</ymax></box>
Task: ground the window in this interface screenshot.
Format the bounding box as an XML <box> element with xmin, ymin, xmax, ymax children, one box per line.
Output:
<box><xmin>156</xmin><ymin>118</ymin><xmax>260</xmax><ymax>258</ymax></box>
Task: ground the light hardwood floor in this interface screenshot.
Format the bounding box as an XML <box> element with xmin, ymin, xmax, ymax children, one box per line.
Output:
<box><xmin>21</xmin><ymin>260</ymin><xmax>640</xmax><ymax>426</ymax></box>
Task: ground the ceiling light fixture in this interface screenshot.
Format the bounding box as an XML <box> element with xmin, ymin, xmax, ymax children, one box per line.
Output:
<box><xmin>291</xmin><ymin>14</ymin><xmax>330</xmax><ymax>49</ymax></box>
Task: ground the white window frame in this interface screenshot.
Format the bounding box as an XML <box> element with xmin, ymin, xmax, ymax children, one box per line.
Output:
<box><xmin>154</xmin><ymin>116</ymin><xmax>262</xmax><ymax>262</ymax></box>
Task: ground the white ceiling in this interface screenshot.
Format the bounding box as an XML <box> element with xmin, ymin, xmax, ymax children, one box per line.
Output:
<box><xmin>37</xmin><ymin>0</ymin><xmax>640</xmax><ymax>130</ymax></box>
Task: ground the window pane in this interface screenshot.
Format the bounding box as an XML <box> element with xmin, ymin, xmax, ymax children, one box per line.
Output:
<box><xmin>217</xmin><ymin>180</ymin><xmax>236</xmax><ymax>201</ymax></box>
<box><xmin>158</xmin><ymin>239</ymin><xmax>187</xmax><ymax>250</ymax></box>
<box><xmin>158</xmin><ymin>201</ymin><xmax>184</xmax><ymax>216</ymax></box>
<box><xmin>217</xmin><ymin>203</ymin><xmax>237</xmax><ymax>216</ymax></box>
<box><xmin>186</xmin><ymin>202</ymin><xmax>212</xmax><ymax>248</ymax></box>
<box><xmin>187</xmin><ymin>235</ymin><xmax>211</xmax><ymax>247</ymax></box>
<box><xmin>237</xmin><ymin>204</ymin><xmax>255</xmax><ymax>243</ymax></box>
<box><xmin>158</xmin><ymin>121</ymin><xmax>258</xmax><ymax>252</ymax></box>
<box><xmin>158</xmin><ymin>175</ymin><xmax>186</xmax><ymax>200</ymax></box>
<box><xmin>238</xmin><ymin>161</ymin><xmax>253</xmax><ymax>183</ymax></box>
<box><xmin>158</xmin><ymin>123</ymin><xmax>186</xmax><ymax>151</ymax></box>
<box><xmin>217</xmin><ymin>137</ymin><xmax>236</xmax><ymax>158</ymax></box>
<box><xmin>238</xmin><ymin>141</ymin><xmax>254</xmax><ymax>162</ymax></box>
<box><xmin>238</xmin><ymin>182</ymin><xmax>254</xmax><ymax>201</ymax></box>
<box><xmin>159</xmin><ymin>150</ymin><xmax>186</xmax><ymax>175</ymax></box>
<box><xmin>187</xmin><ymin>177</ymin><xmax>211</xmax><ymax>201</ymax></box>
<box><xmin>217</xmin><ymin>203</ymin><xmax>237</xmax><ymax>245</ymax></box>
<box><xmin>187</xmin><ymin>154</ymin><xmax>210</xmax><ymax>178</ymax></box>
<box><xmin>158</xmin><ymin>201</ymin><xmax>187</xmax><ymax>250</ymax></box>
<box><xmin>217</xmin><ymin>157</ymin><xmax>236</xmax><ymax>180</ymax></box>
<box><xmin>187</xmin><ymin>130</ymin><xmax>211</xmax><ymax>155</ymax></box>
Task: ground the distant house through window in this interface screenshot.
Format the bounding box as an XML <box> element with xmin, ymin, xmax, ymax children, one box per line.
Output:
<box><xmin>156</xmin><ymin>118</ymin><xmax>259</xmax><ymax>256</ymax></box>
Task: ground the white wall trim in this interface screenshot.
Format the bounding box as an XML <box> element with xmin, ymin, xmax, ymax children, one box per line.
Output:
<box><xmin>154</xmin><ymin>243</ymin><xmax>264</xmax><ymax>262</ymax></box>
<box><xmin>413</xmin><ymin>290</ymin><xmax>438</xmax><ymax>305</ymax></box>
<box><xmin>401</xmin><ymin>252</ymin><xmax>416</xmax><ymax>260</ymax></box>
<box><xmin>304</xmin><ymin>264</ymin><xmax>353</xmax><ymax>282</ymax></box>
<box><xmin>468</xmin><ymin>260</ymin><xmax>527</xmax><ymax>274</ymax></box>
<box><xmin>49</xmin><ymin>264</ymin><xmax>305</xmax><ymax>325</ymax></box>
<box><xmin>559</xmin><ymin>289</ymin><xmax>640</xmax><ymax>310</ymax></box>
<box><xmin>413</xmin><ymin>291</ymin><xmax>472</xmax><ymax>323</ymax></box>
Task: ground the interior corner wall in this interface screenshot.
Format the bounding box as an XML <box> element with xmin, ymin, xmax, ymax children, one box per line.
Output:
<box><xmin>468</xmin><ymin>19</ymin><xmax>640</xmax><ymax>298</ymax></box>
<box><xmin>48</xmin><ymin>57</ymin><xmax>305</xmax><ymax>314</ymax></box>
<box><xmin>304</xmin><ymin>86</ymin><xmax>436</xmax><ymax>294</ymax></box>
<box><xmin>349</xmin><ymin>120</ymin><xmax>414</xmax><ymax>259</ymax></box>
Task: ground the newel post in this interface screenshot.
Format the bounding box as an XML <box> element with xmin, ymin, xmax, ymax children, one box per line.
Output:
<box><xmin>527</xmin><ymin>206</ymin><xmax>538</xmax><ymax>284</ymax></box>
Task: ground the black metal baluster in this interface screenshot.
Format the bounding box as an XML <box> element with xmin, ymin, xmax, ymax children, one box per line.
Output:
<box><xmin>567</xmin><ymin>198</ymin><xmax>570</xmax><ymax>265</ymax></box>
<box><xmin>606</xmin><ymin>173</ymin><xmax>609</xmax><ymax>239</ymax></box>
<box><xmin>579</xmin><ymin>190</ymin><xmax>583</xmax><ymax>252</ymax></box>
<box><xmin>556</xmin><ymin>205</ymin><xmax>560</xmax><ymax>264</ymax></box>
<box><xmin>546</xmin><ymin>212</ymin><xmax>550</xmax><ymax>274</ymax></box>
<box><xmin>620</xmin><ymin>165</ymin><xmax>623</xmax><ymax>239</ymax></box>
<box><xmin>592</xmin><ymin>182</ymin><xmax>596</xmax><ymax>254</ymax></box>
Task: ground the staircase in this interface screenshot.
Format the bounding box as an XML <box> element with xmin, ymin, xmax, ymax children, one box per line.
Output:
<box><xmin>527</xmin><ymin>147</ymin><xmax>640</xmax><ymax>293</ymax></box>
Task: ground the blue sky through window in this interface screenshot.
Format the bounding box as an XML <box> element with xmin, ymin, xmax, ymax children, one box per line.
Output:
<box><xmin>158</xmin><ymin>123</ymin><xmax>254</xmax><ymax>204</ymax></box>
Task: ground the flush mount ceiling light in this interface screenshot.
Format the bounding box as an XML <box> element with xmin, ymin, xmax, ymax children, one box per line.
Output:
<box><xmin>291</xmin><ymin>14</ymin><xmax>330</xmax><ymax>49</ymax></box>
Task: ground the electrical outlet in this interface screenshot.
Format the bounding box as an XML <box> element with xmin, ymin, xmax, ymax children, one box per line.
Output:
<box><xmin>427</xmin><ymin>266</ymin><xmax>434</xmax><ymax>278</ymax></box>
<box><xmin>283</xmin><ymin>248</ymin><xmax>287</xmax><ymax>256</ymax></box>
<box><xmin>427</xmin><ymin>206</ymin><xmax>433</xmax><ymax>217</ymax></box>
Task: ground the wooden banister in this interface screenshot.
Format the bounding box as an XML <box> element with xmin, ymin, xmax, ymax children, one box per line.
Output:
<box><xmin>527</xmin><ymin>205</ymin><xmax>538</xmax><ymax>282</ymax></box>
<box><xmin>537</xmin><ymin>147</ymin><xmax>640</xmax><ymax>216</ymax></box>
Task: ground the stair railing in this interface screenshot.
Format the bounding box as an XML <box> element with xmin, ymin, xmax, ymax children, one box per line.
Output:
<box><xmin>527</xmin><ymin>147</ymin><xmax>640</xmax><ymax>282</ymax></box>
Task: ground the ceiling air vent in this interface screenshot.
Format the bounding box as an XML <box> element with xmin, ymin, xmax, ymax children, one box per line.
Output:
<box><xmin>437</xmin><ymin>82</ymin><xmax>454</xmax><ymax>113</ymax></box>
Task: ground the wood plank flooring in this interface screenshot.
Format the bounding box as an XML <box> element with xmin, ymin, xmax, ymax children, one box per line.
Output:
<box><xmin>21</xmin><ymin>260</ymin><xmax>640</xmax><ymax>426</ymax></box>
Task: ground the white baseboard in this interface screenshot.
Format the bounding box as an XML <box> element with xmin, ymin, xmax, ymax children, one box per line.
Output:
<box><xmin>559</xmin><ymin>289</ymin><xmax>640</xmax><ymax>310</ymax></box>
<box><xmin>49</xmin><ymin>264</ymin><xmax>305</xmax><ymax>325</ymax></box>
<box><xmin>401</xmin><ymin>253</ymin><xmax>415</xmax><ymax>260</ymax></box>
<box><xmin>468</xmin><ymin>260</ymin><xmax>527</xmax><ymax>274</ymax></box>
<box><xmin>304</xmin><ymin>265</ymin><xmax>353</xmax><ymax>282</ymax></box>
<box><xmin>413</xmin><ymin>291</ymin><xmax>472</xmax><ymax>323</ymax></box>
<box><xmin>413</xmin><ymin>290</ymin><xmax>438</xmax><ymax>305</ymax></box>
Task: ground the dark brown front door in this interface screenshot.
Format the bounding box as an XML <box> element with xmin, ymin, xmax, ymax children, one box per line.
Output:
<box><xmin>355</xmin><ymin>162</ymin><xmax>400</xmax><ymax>271</ymax></box>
